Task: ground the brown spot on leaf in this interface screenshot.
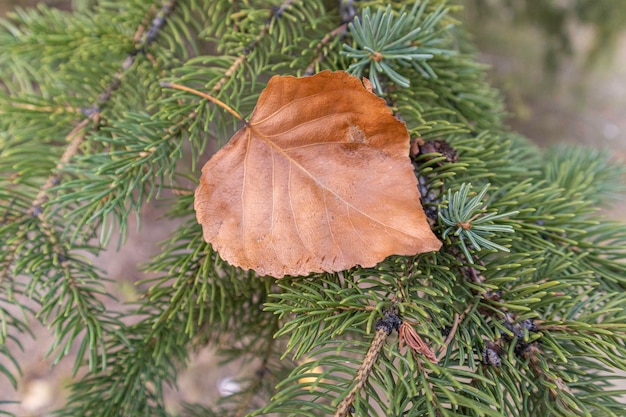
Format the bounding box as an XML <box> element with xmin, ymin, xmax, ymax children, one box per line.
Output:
<box><xmin>348</xmin><ymin>125</ymin><xmax>366</xmax><ymax>143</ymax></box>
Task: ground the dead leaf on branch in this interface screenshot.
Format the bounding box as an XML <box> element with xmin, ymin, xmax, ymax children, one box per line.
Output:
<box><xmin>193</xmin><ymin>70</ymin><xmax>441</xmax><ymax>278</ymax></box>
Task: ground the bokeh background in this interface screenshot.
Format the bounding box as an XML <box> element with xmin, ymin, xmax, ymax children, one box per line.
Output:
<box><xmin>1</xmin><ymin>0</ymin><xmax>625</xmax><ymax>415</ymax></box>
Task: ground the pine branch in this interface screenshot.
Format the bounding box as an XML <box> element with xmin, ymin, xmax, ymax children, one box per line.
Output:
<box><xmin>0</xmin><ymin>281</ymin><xmax>32</xmax><ymax>389</ymax></box>
<box><xmin>0</xmin><ymin>0</ymin><xmax>180</xmax><ymax>391</ymax></box>
<box><xmin>342</xmin><ymin>1</ymin><xmax>455</xmax><ymax>93</ymax></box>
<box><xmin>161</xmin><ymin>0</ymin><xmax>327</xmax><ymax>159</ymax></box>
<box><xmin>0</xmin><ymin>118</ymin><xmax>90</xmax><ymax>285</ymax></box>
<box><xmin>435</xmin><ymin>311</ymin><xmax>460</xmax><ymax>362</ymax></box>
<box><xmin>304</xmin><ymin>22</ymin><xmax>350</xmax><ymax>76</ymax></box>
<box><xmin>2</xmin><ymin>0</ymin><xmax>178</xmax><ymax>242</ymax></box>
<box><xmin>137</xmin><ymin>0</ymin><xmax>177</xmax><ymax>49</ymax></box>
<box><xmin>335</xmin><ymin>310</ymin><xmax>401</xmax><ymax>417</ymax></box>
<box><xmin>216</xmin><ymin>0</ymin><xmax>296</xmax><ymax>91</ymax></box>
<box><xmin>0</xmin><ymin>118</ymin><xmax>107</xmax><ymax>376</ymax></box>
<box><xmin>440</xmin><ymin>183</ymin><xmax>518</xmax><ymax>263</ymax></box>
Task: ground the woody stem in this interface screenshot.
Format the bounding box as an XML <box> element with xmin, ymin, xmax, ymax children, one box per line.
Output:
<box><xmin>160</xmin><ymin>82</ymin><xmax>245</xmax><ymax>123</ymax></box>
<box><xmin>334</xmin><ymin>327</ymin><xmax>390</xmax><ymax>417</ymax></box>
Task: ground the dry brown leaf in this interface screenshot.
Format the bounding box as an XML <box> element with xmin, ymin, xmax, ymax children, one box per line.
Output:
<box><xmin>195</xmin><ymin>70</ymin><xmax>441</xmax><ymax>278</ymax></box>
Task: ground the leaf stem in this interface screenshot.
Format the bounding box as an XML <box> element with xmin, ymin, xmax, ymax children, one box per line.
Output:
<box><xmin>161</xmin><ymin>82</ymin><xmax>245</xmax><ymax>123</ymax></box>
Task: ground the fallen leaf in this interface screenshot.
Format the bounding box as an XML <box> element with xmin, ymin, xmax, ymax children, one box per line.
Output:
<box><xmin>195</xmin><ymin>70</ymin><xmax>441</xmax><ymax>278</ymax></box>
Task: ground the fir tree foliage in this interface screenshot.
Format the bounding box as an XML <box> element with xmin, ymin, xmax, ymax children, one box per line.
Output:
<box><xmin>439</xmin><ymin>183</ymin><xmax>518</xmax><ymax>263</ymax></box>
<box><xmin>0</xmin><ymin>1</ymin><xmax>625</xmax><ymax>416</ymax></box>
<box><xmin>341</xmin><ymin>1</ymin><xmax>455</xmax><ymax>93</ymax></box>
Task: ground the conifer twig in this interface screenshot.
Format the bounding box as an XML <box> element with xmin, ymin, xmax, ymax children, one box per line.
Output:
<box><xmin>25</xmin><ymin>0</ymin><xmax>177</xmax><ymax>217</ymax></box>
<box><xmin>334</xmin><ymin>327</ymin><xmax>388</xmax><ymax>417</ymax></box>
<box><xmin>436</xmin><ymin>312</ymin><xmax>460</xmax><ymax>362</ymax></box>
<box><xmin>334</xmin><ymin>310</ymin><xmax>401</xmax><ymax>417</ymax></box>
<box><xmin>0</xmin><ymin>117</ymin><xmax>92</xmax><ymax>285</ymax></box>
<box><xmin>522</xmin><ymin>344</ymin><xmax>576</xmax><ymax>407</ymax></box>
<box><xmin>139</xmin><ymin>0</ymin><xmax>176</xmax><ymax>48</ymax></box>
<box><xmin>1</xmin><ymin>0</ymin><xmax>179</xmax><ymax>286</ymax></box>
<box><xmin>0</xmin><ymin>1</ymin><xmax>180</xmax><ymax>376</ymax></box>
<box><xmin>304</xmin><ymin>23</ymin><xmax>350</xmax><ymax>76</ymax></box>
<box><xmin>301</xmin><ymin>0</ymin><xmax>356</xmax><ymax>76</ymax></box>
<box><xmin>212</xmin><ymin>0</ymin><xmax>296</xmax><ymax>92</ymax></box>
<box><xmin>29</xmin><ymin>118</ymin><xmax>92</xmax><ymax>213</ymax></box>
<box><xmin>165</xmin><ymin>0</ymin><xmax>295</xmax><ymax>135</ymax></box>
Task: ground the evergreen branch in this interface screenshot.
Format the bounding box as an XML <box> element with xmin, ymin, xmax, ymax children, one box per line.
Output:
<box><xmin>5</xmin><ymin>0</ymin><xmax>179</xmax><ymax>242</ymax></box>
<box><xmin>2</xmin><ymin>125</ymin><xmax>88</xmax><ymax>289</ymax></box>
<box><xmin>3</xmin><ymin>211</ymin><xmax>119</xmax><ymax>375</ymax></box>
<box><xmin>69</xmin><ymin>1</ymin><xmax>177</xmax><ymax>116</ymax></box>
<box><xmin>212</xmin><ymin>0</ymin><xmax>297</xmax><ymax>92</ymax></box>
<box><xmin>342</xmin><ymin>1</ymin><xmax>455</xmax><ymax>93</ymax></box>
<box><xmin>304</xmin><ymin>22</ymin><xmax>350</xmax><ymax>76</ymax></box>
<box><xmin>161</xmin><ymin>0</ymin><xmax>312</xmax><ymax>159</ymax></box>
<box><xmin>435</xmin><ymin>311</ymin><xmax>460</xmax><ymax>362</ymax></box>
<box><xmin>543</xmin><ymin>145</ymin><xmax>626</xmax><ymax>204</ymax></box>
<box><xmin>55</xmin><ymin>319</ymin><xmax>185</xmax><ymax>417</ymax></box>
<box><xmin>19</xmin><ymin>1</ymin><xmax>183</xmax><ymax>247</ymax></box>
<box><xmin>0</xmin><ymin>284</ymin><xmax>32</xmax><ymax>389</ymax></box>
<box><xmin>143</xmin><ymin>216</ymin><xmax>277</xmax><ymax>340</ymax></box>
<box><xmin>0</xmin><ymin>117</ymin><xmax>91</xmax><ymax>285</ymax></box>
<box><xmin>440</xmin><ymin>183</ymin><xmax>518</xmax><ymax>263</ymax></box>
<box><xmin>59</xmin><ymin>224</ymin><xmax>260</xmax><ymax>414</ymax></box>
<box><xmin>1</xmin><ymin>0</ymin><xmax>179</xmax><ymax>272</ymax></box>
<box><xmin>207</xmin><ymin>314</ymin><xmax>293</xmax><ymax>416</ymax></box>
<box><xmin>2</xmin><ymin>1</ymin><xmax>625</xmax><ymax>415</ymax></box>
<box><xmin>50</xmin><ymin>117</ymin><xmax>179</xmax><ymax>245</ymax></box>
<box><xmin>334</xmin><ymin>310</ymin><xmax>400</xmax><ymax>417</ymax></box>
<box><xmin>65</xmin><ymin>218</ymin><xmax>278</xmax><ymax>416</ymax></box>
<box><xmin>29</xmin><ymin>118</ymin><xmax>92</xmax><ymax>213</ymax></box>
<box><xmin>0</xmin><ymin>0</ymin><xmax>180</xmax><ymax>389</ymax></box>
<box><xmin>1</xmin><ymin>178</ymin><xmax>125</xmax><ymax>375</ymax></box>
<box><xmin>267</xmin><ymin>271</ymin><xmax>409</xmax><ymax>360</ymax></box>
<box><xmin>522</xmin><ymin>344</ymin><xmax>583</xmax><ymax>415</ymax></box>
<box><xmin>137</xmin><ymin>0</ymin><xmax>177</xmax><ymax>49</ymax></box>
<box><xmin>300</xmin><ymin>0</ymin><xmax>358</xmax><ymax>76</ymax></box>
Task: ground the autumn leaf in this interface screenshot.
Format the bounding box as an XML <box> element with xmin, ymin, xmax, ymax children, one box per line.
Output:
<box><xmin>194</xmin><ymin>70</ymin><xmax>441</xmax><ymax>278</ymax></box>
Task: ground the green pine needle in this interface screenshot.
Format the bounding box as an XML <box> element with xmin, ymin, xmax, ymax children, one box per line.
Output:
<box><xmin>342</xmin><ymin>0</ymin><xmax>455</xmax><ymax>94</ymax></box>
<box><xmin>440</xmin><ymin>183</ymin><xmax>519</xmax><ymax>263</ymax></box>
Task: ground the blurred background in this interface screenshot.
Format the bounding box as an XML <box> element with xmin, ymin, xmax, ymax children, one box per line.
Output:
<box><xmin>463</xmin><ymin>0</ymin><xmax>626</xmax><ymax>157</ymax></box>
<box><xmin>1</xmin><ymin>0</ymin><xmax>625</xmax><ymax>415</ymax></box>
